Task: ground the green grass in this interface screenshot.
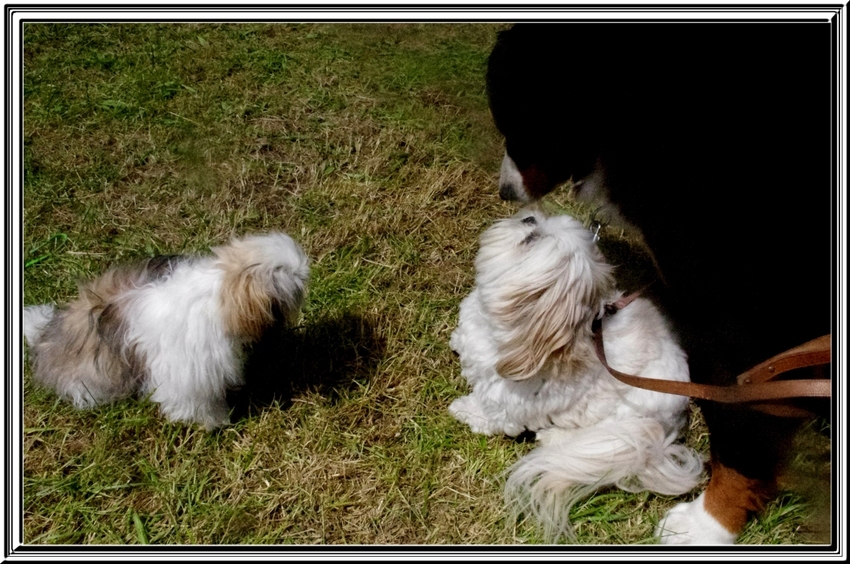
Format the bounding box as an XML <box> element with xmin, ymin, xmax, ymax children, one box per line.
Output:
<box><xmin>21</xmin><ymin>22</ymin><xmax>830</xmax><ymax>546</ymax></box>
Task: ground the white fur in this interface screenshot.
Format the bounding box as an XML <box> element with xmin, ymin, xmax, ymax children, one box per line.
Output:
<box><xmin>499</xmin><ymin>152</ymin><xmax>528</xmax><ymax>201</ymax></box>
<box><xmin>655</xmin><ymin>492</ymin><xmax>738</xmax><ymax>544</ymax></box>
<box><xmin>24</xmin><ymin>232</ymin><xmax>309</xmax><ymax>430</ymax></box>
<box><xmin>22</xmin><ymin>304</ymin><xmax>55</xmax><ymax>346</ymax></box>
<box><xmin>449</xmin><ymin>208</ymin><xmax>704</xmax><ymax>541</ymax></box>
<box><xmin>125</xmin><ymin>261</ymin><xmax>240</xmax><ymax>428</ymax></box>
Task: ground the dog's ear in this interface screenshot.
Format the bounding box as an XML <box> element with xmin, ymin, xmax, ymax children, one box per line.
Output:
<box><xmin>214</xmin><ymin>233</ymin><xmax>310</xmax><ymax>341</ymax></box>
<box><xmin>493</xmin><ymin>253</ymin><xmax>612</xmax><ymax>381</ymax></box>
<box><xmin>219</xmin><ymin>263</ymin><xmax>277</xmax><ymax>341</ymax></box>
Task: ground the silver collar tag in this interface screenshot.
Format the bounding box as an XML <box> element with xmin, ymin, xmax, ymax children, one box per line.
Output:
<box><xmin>590</xmin><ymin>221</ymin><xmax>602</xmax><ymax>243</ymax></box>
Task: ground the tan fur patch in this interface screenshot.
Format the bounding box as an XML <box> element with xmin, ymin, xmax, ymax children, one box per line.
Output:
<box><xmin>492</xmin><ymin>267</ymin><xmax>603</xmax><ymax>381</ymax></box>
<box><xmin>703</xmin><ymin>460</ymin><xmax>772</xmax><ymax>534</ymax></box>
<box><xmin>215</xmin><ymin>247</ymin><xmax>276</xmax><ymax>342</ymax></box>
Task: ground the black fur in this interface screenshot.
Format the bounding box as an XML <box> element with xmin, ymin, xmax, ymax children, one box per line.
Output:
<box><xmin>487</xmin><ymin>22</ymin><xmax>834</xmax><ymax>525</ymax></box>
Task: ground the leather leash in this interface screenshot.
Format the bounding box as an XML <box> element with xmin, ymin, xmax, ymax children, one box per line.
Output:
<box><xmin>591</xmin><ymin>293</ymin><xmax>832</xmax><ymax>418</ymax></box>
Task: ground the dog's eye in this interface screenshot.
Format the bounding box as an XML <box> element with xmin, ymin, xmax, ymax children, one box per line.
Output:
<box><xmin>521</xmin><ymin>216</ymin><xmax>537</xmax><ymax>225</ymax></box>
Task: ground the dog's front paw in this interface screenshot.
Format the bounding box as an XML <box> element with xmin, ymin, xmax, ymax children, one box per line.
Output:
<box><xmin>655</xmin><ymin>492</ymin><xmax>737</xmax><ymax>545</ymax></box>
<box><xmin>449</xmin><ymin>395</ymin><xmax>504</xmax><ymax>436</ymax></box>
<box><xmin>534</xmin><ymin>426</ymin><xmax>569</xmax><ymax>447</ymax></box>
<box><xmin>157</xmin><ymin>396</ymin><xmax>231</xmax><ymax>431</ymax></box>
<box><xmin>449</xmin><ymin>330</ymin><xmax>461</xmax><ymax>354</ymax></box>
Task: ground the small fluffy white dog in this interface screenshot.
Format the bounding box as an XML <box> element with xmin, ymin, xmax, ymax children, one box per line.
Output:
<box><xmin>24</xmin><ymin>232</ymin><xmax>309</xmax><ymax>430</ymax></box>
<box><xmin>449</xmin><ymin>208</ymin><xmax>704</xmax><ymax>541</ymax></box>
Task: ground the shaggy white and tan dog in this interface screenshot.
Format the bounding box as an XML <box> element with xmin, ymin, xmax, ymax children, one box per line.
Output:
<box><xmin>23</xmin><ymin>232</ymin><xmax>309</xmax><ymax>430</ymax></box>
<box><xmin>449</xmin><ymin>208</ymin><xmax>704</xmax><ymax>540</ymax></box>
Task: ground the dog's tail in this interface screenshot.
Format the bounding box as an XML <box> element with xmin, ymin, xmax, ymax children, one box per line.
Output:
<box><xmin>505</xmin><ymin>418</ymin><xmax>705</xmax><ymax>541</ymax></box>
<box><xmin>23</xmin><ymin>304</ymin><xmax>56</xmax><ymax>346</ymax></box>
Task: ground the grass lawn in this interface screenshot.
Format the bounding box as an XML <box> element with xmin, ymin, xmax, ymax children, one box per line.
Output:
<box><xmin>20</xmin><ymin>22</ymin><xmax>830</xmax><ymax>546</ymax></box>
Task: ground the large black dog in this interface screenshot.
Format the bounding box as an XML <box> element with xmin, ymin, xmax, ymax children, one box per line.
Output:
<box><xmin>486</xmin><ymin>22</ymin><xmax>834</xmax><ymax>543</ymax></box>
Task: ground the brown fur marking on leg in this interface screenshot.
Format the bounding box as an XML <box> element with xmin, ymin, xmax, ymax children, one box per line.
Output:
<box><xmin>703</xmin><ymin>459</ymin><xmax>774</xmax><ymax>535</ymax></box>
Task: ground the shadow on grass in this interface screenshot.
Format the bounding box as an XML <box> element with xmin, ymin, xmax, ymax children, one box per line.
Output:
<box><xmin>228</xmin><ymin>311</ymin><xmax>387</xmax><ymax>421</ymax></box>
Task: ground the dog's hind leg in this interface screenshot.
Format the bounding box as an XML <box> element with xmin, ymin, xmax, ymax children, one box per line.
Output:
<box><xmin>656</xmin><ymin>460</ymin><xmax>765</xmax><ymax>544</ymax></box>
<box><xmin>656</xmin><ymin>399</ymin><xmax>811</xmax><ymax>544</ymax></box>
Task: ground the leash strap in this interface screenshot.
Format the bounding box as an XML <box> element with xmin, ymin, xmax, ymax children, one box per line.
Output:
<box><xmin>591</xmin><ymin>294</ymin><xmax>831</xmax><ymax>416</ymax></box>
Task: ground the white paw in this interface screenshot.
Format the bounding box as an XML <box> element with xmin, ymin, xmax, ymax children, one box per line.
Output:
<box><xmin>157</xmin><ymin>397</ymin><xmax>231</xmax><ymax>431</ymax></box>
<box><xmin>655</xmin><ymin>492</ymin><xmax>737</xmax><ymax>545</ymax></box>
<box><xmin>534</xmin><ymin>426</ymin><xmax>569</xmax><ymax>447</ymax></box>
<box><xmin>449</xmin><ymin>330</ymin><xmax>461</xmax><ymax>354</ymax></box>
<box><xmin>449</xmin><ymin>395</ymin><xmax>502</xmax><ymax>436</ymax></box>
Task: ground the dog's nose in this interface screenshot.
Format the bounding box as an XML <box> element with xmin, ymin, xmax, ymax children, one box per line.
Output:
<box><xmin>499</xmin><ymin>183</ymin><xmax>519</xmax><ymax>201</ymax></box>
<box><xmin>521</xmin><ymin>216</ymin><xmax>537</xmax><ymax>225</ymax></box>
